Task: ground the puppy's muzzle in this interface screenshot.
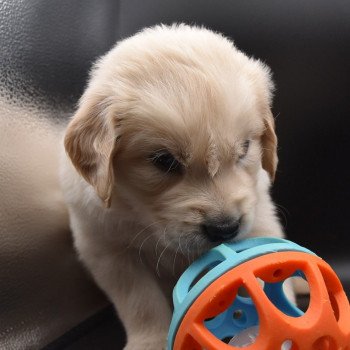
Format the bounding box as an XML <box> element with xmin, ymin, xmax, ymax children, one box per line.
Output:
<box><xmin>201</xmin><ymin>216</ymin><xmax>241</xmax><ymax>243</ymax></box>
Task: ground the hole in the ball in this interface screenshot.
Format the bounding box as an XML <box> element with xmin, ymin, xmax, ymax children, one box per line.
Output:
<box><xmin>282</xmin><ymin>273</ymin><xmax>310</xmax><ymax>313</ymax></box>
<box><xmin>204</xmin><ymin>284</ymin><xmax>259</xmax><ymax>347</ymax></box>
<box><xmin>273</xmin><ymin>269</ymin><xmax>283</xmax><ymax>278</ymax></box>
<box><xmin>232</xmin><ymin>309</ymin><xmax>248</xmax><ymax>327</ymax></box>
<box><xmin>318</xmin><ymin>265</ymin><xmax>345</xmax><ymax>324</ymax></box>
<box><xmin>237</xmin><ymin>279</ymin><xmax>264</xmax><ymax>299</ymax></box>
<box><xmin>281</xmin><ymin>339</ymin><xmax>298</xmax><ymax>350</ymax></box>
<box><xmin>233</xmin><ymin>309</ymin><xmax>243</xmax><ymax>319</ymax></box>
<box><xmin>189</xmin><ymin>260</ymin><xmax>222</xmax><ymax>291</ymax></box>
<box><xmin>237</xmin><ymin>285</ymin><xmax>249</xmax><ymax>297</ymax></box>
<box><xmin>219</xmin><ymin>299</ymin><xmax>227</xmax><ymax>307</ymax></box>
<box><xmin>221</xmin><ymin>336</ymin><xmax>232</xmax><ymax>344</ymax></box>
<box><xmin>328</xmin><ymin>292</ymin><xmax>340</xmax><ymax>322</ymax></box>
<box><xmin>312</xmin><ymin>336</ymin><xmax>337</xmax><ymax>350</ymax></box>
<box><xmin>205</xmin><ymin>316</ymin><xmax>215</xmax><ymax>322</ymax></box>
<box><xmin>258</xmin><ymin>268</ymin><xmax>310</xmax><ymax>317</ymax></box>
<box><xmin>257</xmin><ymin>277</ymin><xmax>265</xmax><ymax>288</ymax></box>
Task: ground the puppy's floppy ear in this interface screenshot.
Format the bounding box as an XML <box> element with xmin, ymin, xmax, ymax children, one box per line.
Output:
<box><xmin>261</xmin><ymin>109</ymin><xmax>278</xmax><ymax>182</ymax></box>
<box><xmin>64</xmin><ymin>92</ymin><xmax>118</xmax><ymax>207</ymax></box>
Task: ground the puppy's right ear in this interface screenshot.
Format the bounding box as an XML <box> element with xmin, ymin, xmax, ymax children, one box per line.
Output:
<box><xmin>261</xmin><ymin>109</ymin><xmax>278</xmax><ymax>182</ymax></box>
<box><xmin>64</xmin><ymin>92</ymin><xmax>118</xmax><ymax>207</ymax></box>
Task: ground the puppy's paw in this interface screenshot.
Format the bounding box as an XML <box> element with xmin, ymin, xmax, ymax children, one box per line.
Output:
<box><xmin>124</xmin><ymin>333</ymin><xmax>167</xmax><ymax>350</ymax></box>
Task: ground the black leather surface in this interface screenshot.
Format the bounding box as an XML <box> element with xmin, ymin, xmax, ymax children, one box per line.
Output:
<box><xmin>0</xmin><ymin>1</ymin><xmax>122</xmax><ymax>348</ymax></box>
<box><xmin>44</xmin><ymin>307</ymin><xmax>126</xmax><ymax>350</ymax></box>
<box><xmin>0</xmin><ymin>0</ymin><xmax>119</xmax><ymax>108</ymax></box>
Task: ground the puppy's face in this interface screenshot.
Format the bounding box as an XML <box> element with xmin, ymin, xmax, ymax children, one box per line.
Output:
<box><xmin>64</xmin><ymin>25</ymin><xmax>277</xmax><ymax>250</ymax></box>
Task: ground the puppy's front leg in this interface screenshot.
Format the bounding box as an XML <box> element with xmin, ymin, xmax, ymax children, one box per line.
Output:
<box><xmin>80</xmin><ymin>246</ymin><xmax>171</xmax><ymax>350</ymax></box>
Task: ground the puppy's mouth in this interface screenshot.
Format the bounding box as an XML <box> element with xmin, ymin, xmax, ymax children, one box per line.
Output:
<box><xmin>198</xmin><ymin>214</ymin><xmax>250</xmax><ymax>244</ymax></box>
<box><xmin>200</xmin><ymin>222</ymin><xmax>240</xmax><ymax>243</ymax></box>
<box><xmin>171</xmin><ymin>216</ymin><xmax>250</xmax><ymax>255</ymax></box>
<box><xmin>150</xmin><ymin>213</ymin><xmax>253</xmax><ymax>262</ymax></box>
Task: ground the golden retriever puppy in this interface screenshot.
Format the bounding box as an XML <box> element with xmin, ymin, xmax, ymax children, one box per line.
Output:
<box><xmin>61</xmin><ymin>24</ymin><xmax>283</xmax><ymax>349</ymax></box>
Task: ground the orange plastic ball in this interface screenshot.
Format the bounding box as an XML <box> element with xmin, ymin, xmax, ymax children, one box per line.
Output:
<box><xmin>174</xmin><ymin>251</ymin><xmax>350</xmax><ymax>350</ymax></box>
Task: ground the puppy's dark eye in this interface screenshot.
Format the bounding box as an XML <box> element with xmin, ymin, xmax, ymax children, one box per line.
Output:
<box><xmin>150</xmin><ymin>151</ymin><xmax>182</xmax><ymax>174</ymax></box>
<box><xmin>239</xmin><ymin>140</ymin><xmax>250</xmax><ymax>159</ymax></box>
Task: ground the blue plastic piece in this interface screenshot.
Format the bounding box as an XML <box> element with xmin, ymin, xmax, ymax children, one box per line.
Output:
<box><xmin>204</xmin><ymin>294</ymin><xmax>260</xmax><ymax>341</ymax></box>
<box><xmin>167</xmin><ymin>237</ymin><xmax>315</xmax><ymax>349</ymax></box>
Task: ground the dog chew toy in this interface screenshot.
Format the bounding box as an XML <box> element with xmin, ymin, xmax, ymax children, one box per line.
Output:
<box><xmin>167</xmin><ymin>238</ymin><xmax>350</xmax><ymax>350</ymax></box>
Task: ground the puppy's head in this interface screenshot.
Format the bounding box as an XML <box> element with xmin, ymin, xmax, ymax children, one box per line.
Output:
<box><xmin>64</xmin><ymin>24</ymin><xmax>277</xmax><ymax>249</ymax></box>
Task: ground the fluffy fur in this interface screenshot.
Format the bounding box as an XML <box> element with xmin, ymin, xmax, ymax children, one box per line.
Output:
<box><xmin>61</xmin><ymin>24</ymin><xmax>283</xmax><ymax>349</ymax></box>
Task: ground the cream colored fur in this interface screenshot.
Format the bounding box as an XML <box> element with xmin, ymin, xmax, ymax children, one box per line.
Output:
<box><xmin>60</xmin><ymin>24</ymin><xmax>284</xmax><ymax>349</ymax></box>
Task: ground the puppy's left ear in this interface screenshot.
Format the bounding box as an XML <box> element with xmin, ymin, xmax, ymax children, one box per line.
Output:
<box><xmin>261</xmin><ymin>110</ymin><xmax>278</xmax><ymax>182</ymax></box>
<box><xmin>64</xmin><ymin>92</ymin><xmax>118</xmax><ymax>207</ymax></box>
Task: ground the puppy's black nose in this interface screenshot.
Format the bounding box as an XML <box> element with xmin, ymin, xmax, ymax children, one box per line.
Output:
<box><xmin>201</xmin><ymin>217</ymin><xmax>241</xmax><ymax>243</ymax></box>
